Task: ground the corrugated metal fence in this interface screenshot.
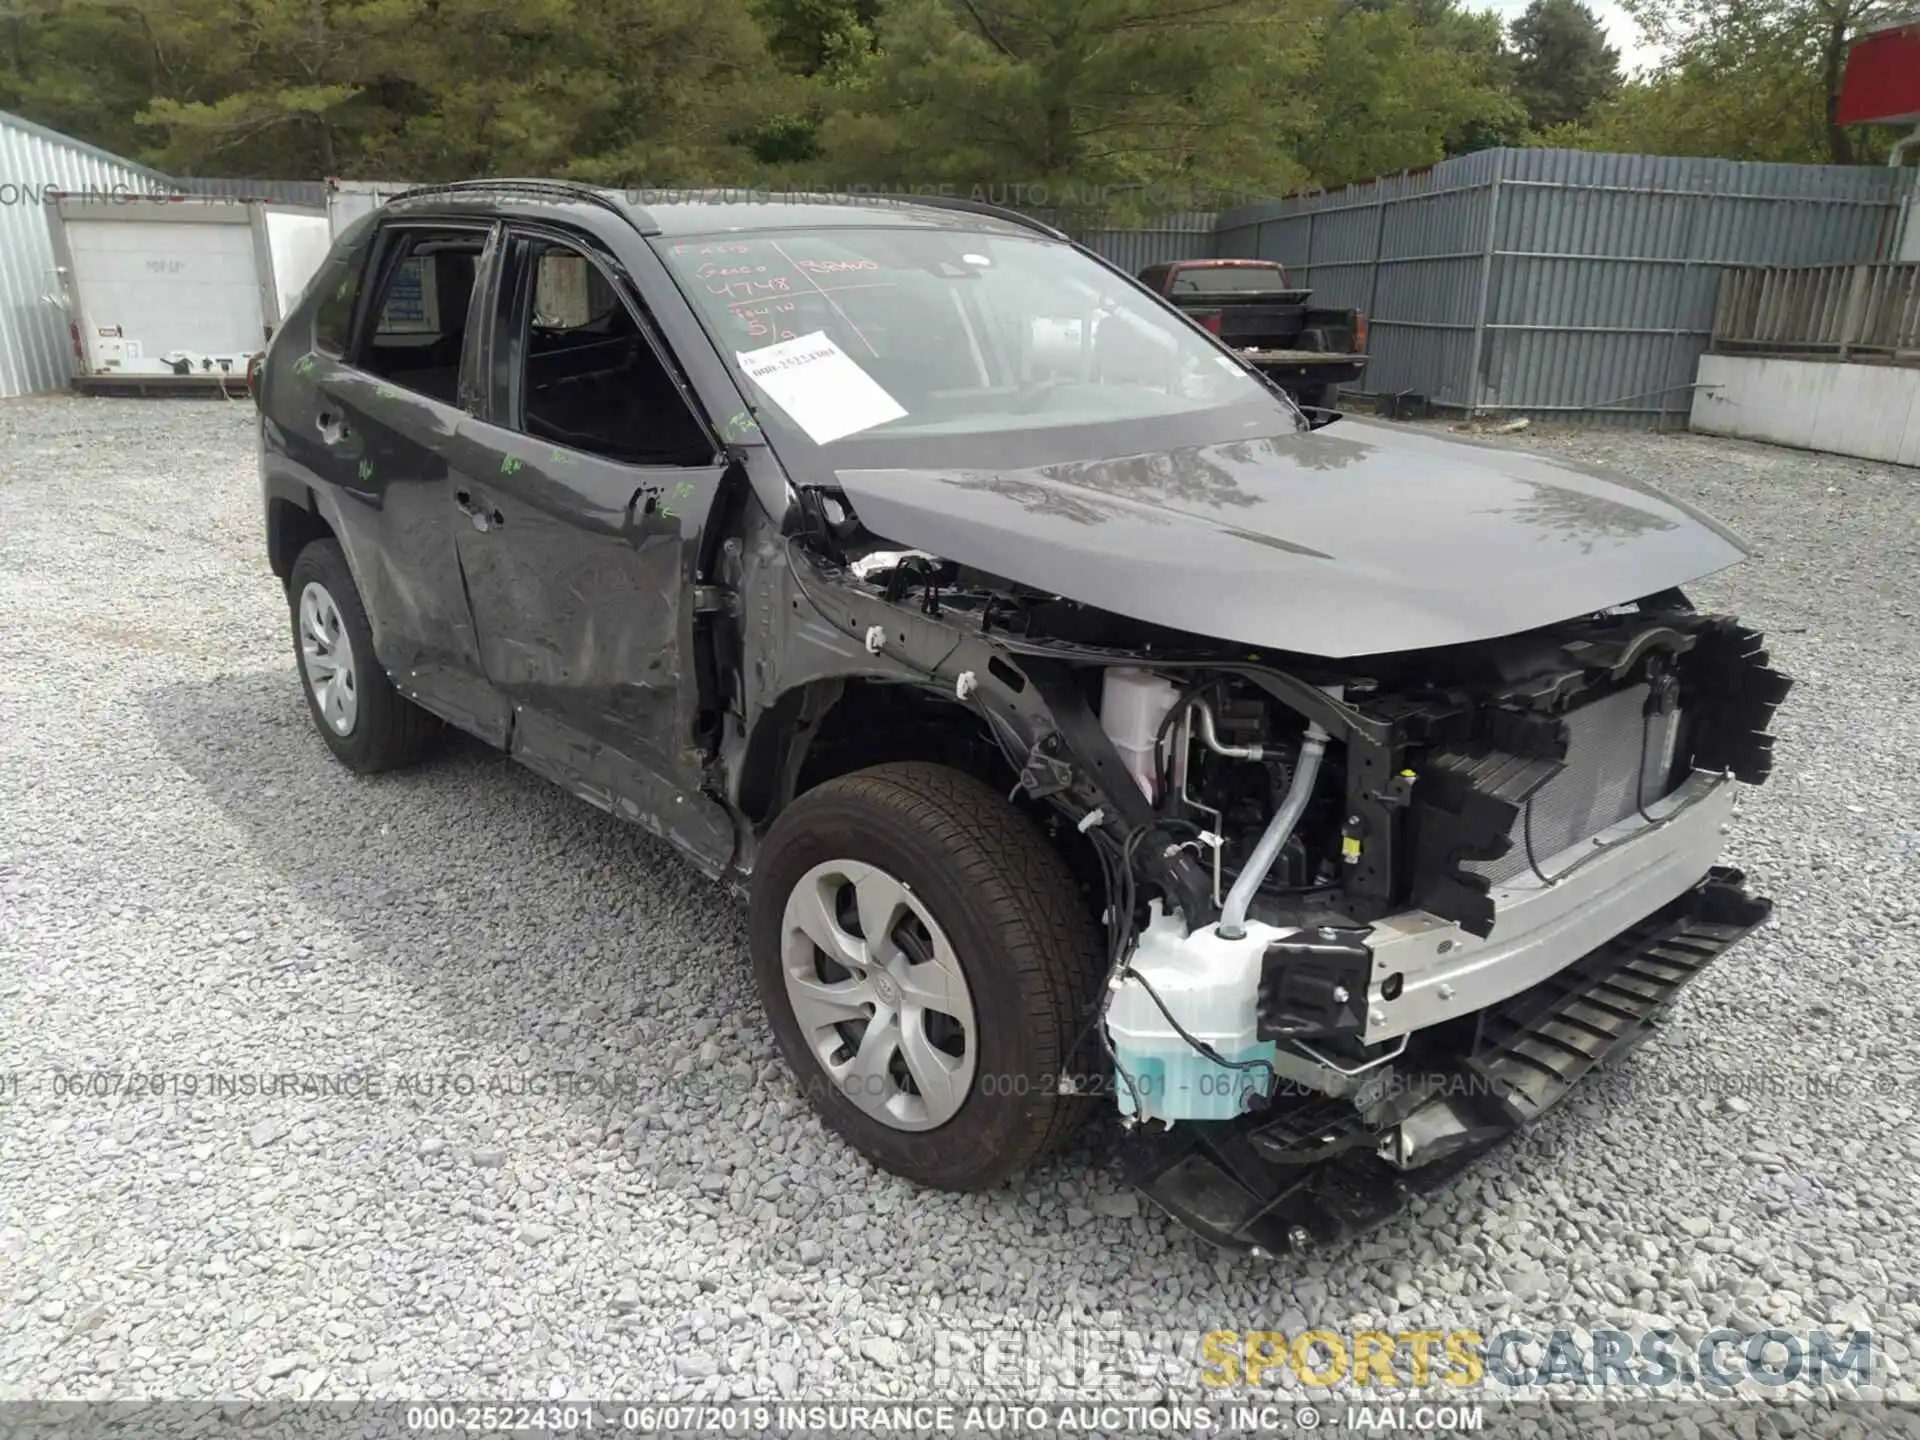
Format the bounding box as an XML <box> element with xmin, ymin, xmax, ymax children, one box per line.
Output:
<box><xmin>1216</xmin><ymin>148</ymin><xmax>1920</xmax><ymax>425</ymax></box>
<box><xmin>0</xmin><ymin>110</ymin><xmax>169</xmax><ymax>399</ymax></box>
<box><xmin>1045</xmin><ymin>209</ymin><xmax>1218</xmax><ymax>272</ymax></box>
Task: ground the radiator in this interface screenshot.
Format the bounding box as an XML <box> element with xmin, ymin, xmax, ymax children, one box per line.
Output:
<box><xmin>1467</xmin><ymin>684</ymin><xmax>1681</xmax><ymax>885</ymax></box>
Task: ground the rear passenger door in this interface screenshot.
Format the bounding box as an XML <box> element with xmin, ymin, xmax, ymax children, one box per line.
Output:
<box><xmin>454</xmin><ymin>224</ymin><xmax>736</xmax><ymax>867</ymax></box>
<box><xmin>305</xmin><ymin>218</ymin><xmax>511</xmax><ymax>745</ymax></box>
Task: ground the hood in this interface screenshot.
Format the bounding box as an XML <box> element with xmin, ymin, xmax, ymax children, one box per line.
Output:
<box><xmin>831</xmin><ymin>418</ymin><xmax>1750</xmax><ymax>658</ymax></box>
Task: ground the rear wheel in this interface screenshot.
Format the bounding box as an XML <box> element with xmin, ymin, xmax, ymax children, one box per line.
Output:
<box><xmin>750</xmin><ymin>762</ymin><xmax>1101</xmax><ymax>1191</ymax></box>
<box><xmin>287</xmin><ymin>539</ymin><xmax>437</xmax><ymax>773</ymax></box>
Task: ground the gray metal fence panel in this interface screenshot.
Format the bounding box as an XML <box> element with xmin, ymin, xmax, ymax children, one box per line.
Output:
<box><xmin>0</xmin><ymin>111</ymin><xmax>172</xmax><ymax>398</ymax></box>
<box><xmin>1478</xmin><ymin>150</ymin><xmax>1913</xmax><ymax>420</ymax></box>
<box><xmin>1216</xmin><ymin>156</ymin><xmax>1506</xmax><ymax>410</ymax></box>
<box><xmin>1064</xmin><ymin>211</ymin><xmax>1217</xmax><ymax>272</ymax></box>
<box><xmin>1214</xmin><ymin>148</ymin><xmax>1920</xmax><ymax>425</ymax></box>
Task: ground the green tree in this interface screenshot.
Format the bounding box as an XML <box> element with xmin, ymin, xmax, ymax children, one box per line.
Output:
<box><xmin>1</xmin><ymin>0</ymin><xmax>785</xmax><ymax>182</ymax></box>
<box><xmin>0</xmin><ymin>0</ymin><xmax>155</xmax><ymax>159</ymax></box>
<box><xmin>810</xmin><ymin>0</ymin><xmax>1323</xmax><ymax>215</ymax></box>
<box><xmin>372</xmin><ymin>0</ymin><xmax>788</xmax><ymax>185</ymax></box>
<box><xmin>1508</xmin><ymin>0</ymin><xmax>1620</xmax><ymax>130</ymax></box>
<box><xmin>131</xmin><ymin>0</ymin><xmax>413</xmax><ymax>176</ymax></box>
<box><xmin>755</xmin><ymin>0</ymin><xmax>880</xmax><ymax>76</ymax></box>
<box><xmin>1290</xmin><ymin>0</ymin><xmax>1525</xmax><ymax>185</ymax></box>
<box><xmin>1616</xmin><ymin>0</ymin><xmax>1901</xmax><ymax>163</ymax></box>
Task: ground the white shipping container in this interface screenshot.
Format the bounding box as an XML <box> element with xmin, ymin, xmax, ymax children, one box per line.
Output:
<box><xmin>266</xmin><ymin>208</ymin><xmax>336</xmax><ymax>320</ymax></box>
<box><xmin>327</xmin><ymin>179</ymin><xmax>424</xmax><ymax>239</ymax></box>
<box><xmin>45</xmin><ymin>195</ymin><xmax>331</xmax><ymax>387</ymax></box>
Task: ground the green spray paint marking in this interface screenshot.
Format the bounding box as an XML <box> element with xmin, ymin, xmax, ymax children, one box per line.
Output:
<box><xmin>293</xmin><ymin>355</ymin><xmax>316</xmax><ymax>377</ymax></box>
<box><xmin>721</xmin><ymin>410</ymin><xmax>759</xmax><ymax>440</ymax></box>
<box><xmin>501</xmin><ymin>455</ymin><xmax>523</xmax><ymax>476</ymax></box>
<box><xmin>357</xmin><ymin>459</ymin><xmax>374</xmax><ymax>481</ymax></box>
<box><xmin>547</xmin><ymin>447</ymin><xmax>574</xmax><ymax>465</ymax></box>
<box><xmin>673</xmin><ymin>482</ymin><xmax>698</xmax><ymax>498</ymax></box>
<box><xmin>375</xmin><ymin>384</ymin><xmax>400</xmax><ymax>401</ymax></box>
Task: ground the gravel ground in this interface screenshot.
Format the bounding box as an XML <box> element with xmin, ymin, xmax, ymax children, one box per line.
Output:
<box><xmin>1</xmin><ymin>395</ymin><xmax>1917</xmax><ymax>1413</ymax></box>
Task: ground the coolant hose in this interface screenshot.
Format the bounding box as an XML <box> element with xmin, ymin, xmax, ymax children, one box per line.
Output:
<box><xmin>1216</xmin><ymin>722</ymin><xmax>1331</xmax><ymax>940</ymax></box>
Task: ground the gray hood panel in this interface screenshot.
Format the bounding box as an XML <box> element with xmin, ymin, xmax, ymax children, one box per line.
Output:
<box><xmin>833</xmin><ymin>419</ymin><xmax>1749</xmax><ymax>658</ymax></box>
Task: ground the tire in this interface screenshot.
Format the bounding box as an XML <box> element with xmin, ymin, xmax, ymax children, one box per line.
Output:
<box><xmin>287</xmin><ymin>538</ymin><xmax>437</xmax><ymax>773</ymax></box>
<box><xmin>750</xmin><ymin>762</ymin><xmax>1101</xmax><ymax>1191</ymax></box>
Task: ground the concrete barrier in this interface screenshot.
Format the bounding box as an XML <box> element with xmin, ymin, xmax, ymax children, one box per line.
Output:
<box><xmin>1691</xmin><ymin>354</ymin><xmax>1920</xmax><ymax>467</ymax></box>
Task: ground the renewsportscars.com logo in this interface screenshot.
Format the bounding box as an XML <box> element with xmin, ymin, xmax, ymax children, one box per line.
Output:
<box><xmin>1198</xmin><ymin>1327</ymin><xmax>1874</xmax><ymax>1390</ymax></box>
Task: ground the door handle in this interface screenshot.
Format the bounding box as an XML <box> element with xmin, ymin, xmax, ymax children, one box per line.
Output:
<box><xmin>315</xmin><ymin>410</ymin><xmax>351</xmax><ymax>445</ymax></box>
<box><xmin>455</xmin><ymin>490</ymin><xmax>503</xmax><ymax>533</ymax></box>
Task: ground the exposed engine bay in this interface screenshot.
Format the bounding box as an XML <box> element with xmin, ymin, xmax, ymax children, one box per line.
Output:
<box><xmin>800</xmin><ymin>507</ymin><xmax>1791</xmax><ymax>1252</ymax></box>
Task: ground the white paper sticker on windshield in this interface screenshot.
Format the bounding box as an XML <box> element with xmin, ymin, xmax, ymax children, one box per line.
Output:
<box><xmin>735</xmin><ymin>331</ymin><xmax>906</xmax><ymax>444</ymax></box>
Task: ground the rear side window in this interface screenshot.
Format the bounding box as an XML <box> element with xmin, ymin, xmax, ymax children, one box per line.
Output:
<box><xmin>311</xmin><ymin>229</ymin><xmax>374</xmax><ymax>356</ymax></box>
<box><xmin>352</xmin><ymin>224</ymin><xmax>489</xmax><ymax>406</ymax></box>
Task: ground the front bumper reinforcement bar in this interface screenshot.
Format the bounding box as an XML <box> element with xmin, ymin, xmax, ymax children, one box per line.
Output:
<box><xmin>1122</xmin><ymin>867</ymin><xmax>1773</xmax><ymax>1254</ymax></box>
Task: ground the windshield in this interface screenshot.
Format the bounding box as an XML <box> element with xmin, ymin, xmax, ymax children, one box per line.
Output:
<box><xmin>655</xmin><ymin>226</ymin><xmax>1299</xmax><ymax>475</ymax></box>
<box><xmin>1168</xmin><ymin>264</ymin><xmax>1294</xmax><ymax>295</ymax></box>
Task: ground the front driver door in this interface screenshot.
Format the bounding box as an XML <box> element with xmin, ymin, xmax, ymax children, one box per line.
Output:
<box><xmin>452</xmin><ymin>224</ymin><xmax>736</xmax><ymax>869</ymax></box>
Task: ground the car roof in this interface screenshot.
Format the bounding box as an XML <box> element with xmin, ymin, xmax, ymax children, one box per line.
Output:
<box><xmin>380</xmin><ymin>180</ymin><xmax>1066</xmax><ymax>242</ymax></box>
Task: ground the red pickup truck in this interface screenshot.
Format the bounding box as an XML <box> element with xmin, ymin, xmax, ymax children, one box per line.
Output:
<box><xmin>1139</xmin><ymin>258</ymin><xmax>1368</xmax><ymax>413</ymax></box>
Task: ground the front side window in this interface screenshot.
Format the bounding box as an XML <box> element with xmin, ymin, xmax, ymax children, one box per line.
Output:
<box><xmin>353</xmin><ymin>225</ymin><xmax>488</xmax><ymax>405</ymax></box>
<box><xmin>654</xmin><ymin>226</ymin><xmax>1296</xmax><ymax>478</ymax></box>
<box><xmin>493</xmin><ymin>233</ymin><xmax>710</xmax><ymax>466</ymax></box>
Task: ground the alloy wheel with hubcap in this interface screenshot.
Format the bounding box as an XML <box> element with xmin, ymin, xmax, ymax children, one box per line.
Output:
<box><xmin>286</xmin><ymin>537</ymin><xmax>436</xmax><ymax>774</ymax></box>
<box><xmin>781</xmin><ymin>858</ymin><xmax>977</xmax><ymax>1132</ymax></box>
<box><xmin>298</xmin><ymin>580</ymin><xmax>358</xmax><ymax>736</ymax></box>
<box><xmin>749</xmin><ymin>762</ymin><xmax>1101</xmax><ymax>1192</ymax></box>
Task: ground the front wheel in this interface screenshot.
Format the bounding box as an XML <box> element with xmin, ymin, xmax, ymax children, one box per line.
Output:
<box><xmin>749</xmin><ymin>762</ymin><xmax>1101</xmax><ymax>1191</ymax></box>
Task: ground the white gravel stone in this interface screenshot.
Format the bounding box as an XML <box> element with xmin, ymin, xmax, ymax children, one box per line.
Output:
<box><xmin>0</xmin><ymin>399</ymin><xmax>1916</xmax><ymax>1408</ymax></box>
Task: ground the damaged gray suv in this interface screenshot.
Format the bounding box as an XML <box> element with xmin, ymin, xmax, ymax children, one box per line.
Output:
<box><xmin>257</xmin><ymin>182</ymin><xmax>1789</xmax><ymax>1252</ymax></box>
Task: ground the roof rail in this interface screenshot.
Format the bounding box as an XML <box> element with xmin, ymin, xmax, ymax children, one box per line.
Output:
<box><xmin>872</xmin><ymin>193</ymin><xmax>1070</xmax><ymax>241</ymax></box>
<box><xmin>384</xmin><ymin>180</ymin><xmax>1072</xmax><ymax>241</ymax></box>
<box><xmin>390</xmin><ymin>178</ymin><xmax>628</xmax><ymax>219</ymax></box>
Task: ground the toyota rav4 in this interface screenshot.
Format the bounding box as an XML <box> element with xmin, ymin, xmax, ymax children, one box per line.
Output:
<box><xmin>257</xmin><ymin>182</ymin><xmax>1790</xmax><ymax>1252</ymax></box>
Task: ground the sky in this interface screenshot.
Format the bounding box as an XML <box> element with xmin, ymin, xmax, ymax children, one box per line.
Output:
<box><xmin>1482</xmin><ymin>0</ymin><xmax>1669</xmax><ymax>75</ymax></box>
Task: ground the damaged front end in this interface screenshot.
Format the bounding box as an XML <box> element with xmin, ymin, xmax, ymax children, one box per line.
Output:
<box><xmin>1090</xmin><ymin>610</ymin><xmax>1791</xmax><ymax>1252</ymax></box>
<box><xmin>1120</xmin><ymin>867</ymin><xmax>1774</xmax><ymax>1252</ymax></box>
<box><xmin>765</xmin><ymin>484</ymin><xmax>1789</xmax><ymax>1254</ymax></box>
